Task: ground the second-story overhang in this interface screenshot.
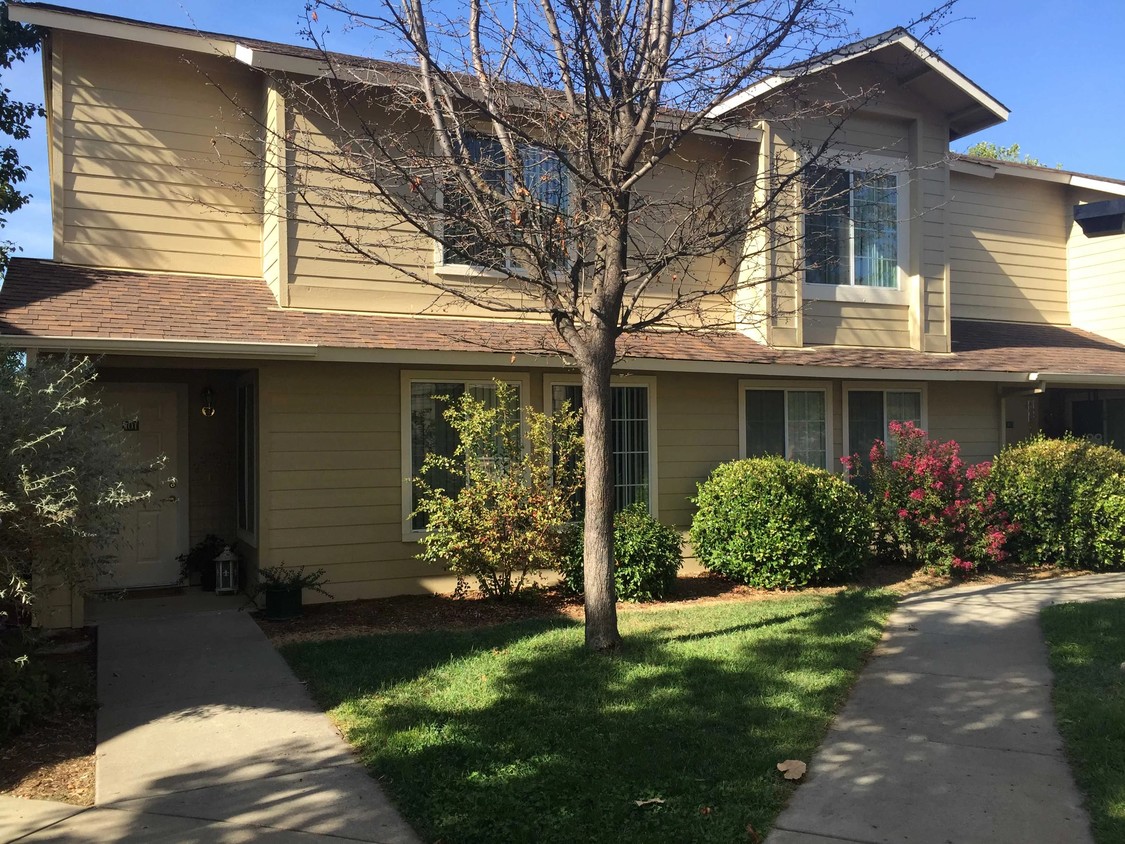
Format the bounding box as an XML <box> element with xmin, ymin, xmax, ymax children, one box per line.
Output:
<box><xmin>709</xmin><ymin>28</ymin><xmax>1010</xmax><ymax>141</ymax></box>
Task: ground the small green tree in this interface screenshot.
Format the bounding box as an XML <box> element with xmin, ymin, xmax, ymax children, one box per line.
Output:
<box><xmin>0</xmin><ymin>356</ymin><xmax>161</xmax><ymax>621</ymax></box>
<box><xmin>413</xmin><ymin>381</ymin><xmax>583</xmax><ymax>598</ymax></box>
<box><xmin>0</xmin><ymin>3</ymin><xmax>44</xmax><ymax>273</ymax></box>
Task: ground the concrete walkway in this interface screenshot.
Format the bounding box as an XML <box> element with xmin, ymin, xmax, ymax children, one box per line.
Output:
<box><xmin>768</xmin><ymin>572</ymin><xmax>1125</xmax><ymax>844</ymax></box>
<box><xmin>3</xmin><ymin>608</ymin><xmax>420</xmax><ymax>843</ymax></box>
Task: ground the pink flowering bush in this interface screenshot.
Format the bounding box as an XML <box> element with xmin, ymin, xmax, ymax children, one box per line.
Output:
<box><xmin>844</xmin><ymin>421</ymin><xmax>1016</xmax><ymax>577</ymax></box>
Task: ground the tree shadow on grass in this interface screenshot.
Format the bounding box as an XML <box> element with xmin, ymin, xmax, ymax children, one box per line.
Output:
<box><xmin>283</xmin><ymin>589</ymin><xmax>894</xmax><ymax>844</ymax></box>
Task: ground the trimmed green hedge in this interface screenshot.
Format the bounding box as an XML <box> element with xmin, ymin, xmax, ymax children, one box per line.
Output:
<box><xmin>690</xmin><ymin>457</ymin><xmax>871</xmax><ymax>588</ymax></box>
<box><xmin>560</xmin><ymin>503</ymin><xmax>683</xmax><ymax>602</ymax></box>
<box><xmin>985</xmin><ymin>436</ymin><xmax>1125</xmax><ymax>569</ymax></box>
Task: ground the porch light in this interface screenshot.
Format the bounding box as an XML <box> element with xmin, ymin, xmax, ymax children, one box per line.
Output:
<box><xmin>201</xmin><ymin>387</ymin><xmax>216</xmax><ymax>417</ymax></box>
<box><xmin>214</xmin><ymin>546</ymin><xmax>239</xmax><ymax>594</ymax></box>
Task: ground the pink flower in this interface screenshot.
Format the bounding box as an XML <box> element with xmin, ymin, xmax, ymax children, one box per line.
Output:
<box><xmin>908</xmin><ymin>488</ymin><xmax>926</xmax><ymax>501</ymax></box>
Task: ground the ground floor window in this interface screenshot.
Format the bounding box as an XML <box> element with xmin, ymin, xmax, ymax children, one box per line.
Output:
<box><xmin>741</xmin><ymin>383</ymin><xmax>831</xmax><ymax>469</ymax></box>
<box><xmin>845</xmin><ymin>386</ymin><xmax>923</xmax><ymax>460</ymax></box>
<box><xmin>549</xmin><ymin>380</ymin><xmax>654</xmax><ymax>513</ymax></box>
<box><xmin>406</xmin><ymin>377</ymin><xmax>523</xmax><ymax>532</ymax></box>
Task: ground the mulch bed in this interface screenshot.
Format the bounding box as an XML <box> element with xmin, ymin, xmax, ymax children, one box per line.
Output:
<box><xmin>256</xmin><ymin>563</ymin><xmax>1104</xmax><ymax>646</ymax></box>
<box><xmin>0</xmin><ymin>628</ymin><xmax>97</xmax><ymax>806</ymax></box>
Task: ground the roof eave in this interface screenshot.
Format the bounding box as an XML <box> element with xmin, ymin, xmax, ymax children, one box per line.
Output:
<box><xmin>709</xmin><ymin>30</ymin><xmax>1010</xmax><ymax>136</ymax></box>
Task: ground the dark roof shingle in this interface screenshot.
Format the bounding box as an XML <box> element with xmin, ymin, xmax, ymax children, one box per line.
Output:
<box><xmin>4</xmin><ymin>258</ymin><xmax>1125</xmax><ymax>377</ymax></box>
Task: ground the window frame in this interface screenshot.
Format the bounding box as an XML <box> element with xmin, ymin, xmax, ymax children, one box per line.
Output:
<box><xmin>738</xmin><ymin>379</ymin><xmax>835</xmax><ymax>471</ymax></box>
<box><xmin>842</xmin><ymin>381</ymin><xmax>928</xmax><ymax>461</ymax></box>
<box><xmin>236</xmin><ymin>374</ymin><xmax>258</xmax><ymax>547</ymax></box>
<box><xmin>542</xmin><ymin>374</ymin><xmax>659</xmax><ymax>519</ymax></box>
<box><xmin>400</xmin><ymin>370</ymin><xmax>532</xmax><ymax>542</ymax></box>
<box><xmin>434</xmin><ymin>137</ymin><xmax>570</xmax><ymax>279</ymax></box>
<box><xmin>801</xmin><ymin>151</ymin><xmax>910</xmax><ymax>305</ymax></box>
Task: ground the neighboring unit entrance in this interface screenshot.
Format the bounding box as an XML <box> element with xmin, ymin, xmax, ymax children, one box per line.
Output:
<box><xmin>98</xmin><ymin>385</ymin><xmax>186</xmax><ymax>589</ymax></box>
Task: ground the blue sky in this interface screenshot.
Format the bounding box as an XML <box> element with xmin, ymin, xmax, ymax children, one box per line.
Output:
<box><xmin>3</xmin><ymin>0</ymin><xmax>1124</xmax><ymax>260</ymax></box>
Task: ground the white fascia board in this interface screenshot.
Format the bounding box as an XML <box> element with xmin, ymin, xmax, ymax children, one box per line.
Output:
<box><xmin>0</xmin><ymin>335</ymin><xmax>318</xmax><ymax>360</ymax></box>
<box><xmin>9</xmin><ymin>5</ymin><xmax>241</xmax><ymax>59</ymax></box>
<box><xmin>952</xmin><ymin>158</ymin><xmax>1125</xmax><ymax>198</ymax></box>
<box><xmin>710</xmin><ymin>31</ymin><xmax>1009</xmax><ymax>125</ymax></box>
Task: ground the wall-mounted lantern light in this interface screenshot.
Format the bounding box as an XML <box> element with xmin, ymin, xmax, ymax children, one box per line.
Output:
<box><xmin>201</xmin><ymin>386</ymin><xmax>216</xmax><ymax>418</ymax></box>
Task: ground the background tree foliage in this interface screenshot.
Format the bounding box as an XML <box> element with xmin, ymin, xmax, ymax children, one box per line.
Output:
<box><xmin>0</xmin><ymin>2</ymin><xmax>42</xmax><ymax>272</ymax></box>
<box><xmin>964</xmin><ymin>140</ymin><xmax>1059</xmax><ymax>169</ymax></box>
<box><xmin>0</xmin><ymin>356</ymin><xmax>160</xmax><ymax>622</ymax></box>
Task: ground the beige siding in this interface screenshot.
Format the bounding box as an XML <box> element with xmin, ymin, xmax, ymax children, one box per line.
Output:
<box><xmin>927</xmin><ymin>381</ymin><xmax>1001</xmax><ymax>465</ymax></box>
<box><xmin>55</xmin><ymin>32</ymin><xmax>262</xmax><ymax>277</ymax></box>
<box><xmin>254</xmin><ymin>362</ymin><xmax>1004</xmax><ymax>600</ymax></box>
<box><xmin>1068</xmin><ymin>189</ymin><xmax>1125</xmax><ymax>344</ymax></box>
<box><xmin>948</xmin><ymin>172</ymin><xmax>1070</xmax><ymax>324</ymax></box>
<box><xmin>802</xmin><ymin>301</ymin><xmax>912</xmax><ymax>348</ymax></box>
<box><xmin>656</xmin><ymin>372</ymin><xmax>740</xmax><ymax>527</ymax></box>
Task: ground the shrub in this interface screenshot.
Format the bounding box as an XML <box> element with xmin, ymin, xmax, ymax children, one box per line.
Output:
<box><xmin>559</xmin><ymin>502</ymin><xmax>683</xmax><ymax>601</ymax></box>
<box><xmin>0</xmin><ymin>355</ymin><xmax>159</xmax><ymax>616</ymax></box>
<box><xmin>690</xmin><ymin>457</ymin><xmax>871</xmax><ymax>589</ymax></box>
<box><xmin>857</xmin><ymin>422</ymin><xmax>1016</xmax><ymax>577</ymax></box>
<box><xmin>1090</xmin><ymin>474</ymin><xmax>1125</xmax><ymax>571</ymax></box>
<box><xmin>413</xmin><ymin>381</ymin><xmax>583</xmax><ymax>598</ymax></box>
<box><xmin>985</xmin><ymin>435</ymin><xmax>1125</xmax><ymax>569</ymax></box>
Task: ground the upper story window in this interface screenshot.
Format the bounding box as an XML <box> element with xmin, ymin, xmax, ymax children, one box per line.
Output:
<box><xmin>441</xmin><ymin>136</ymin><xmax>568</xmax><ymax>273</ymax></box>
<box><xmin>804</xmin><ymin>159</ymin><xmax>905</xmax><ymax>290</ymax></box>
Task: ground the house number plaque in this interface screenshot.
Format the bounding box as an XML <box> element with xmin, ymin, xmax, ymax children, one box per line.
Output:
<box><xmin>122</xmin><ymin>419</ymin><xmax>140</xmax><ymax>432</ymax></box>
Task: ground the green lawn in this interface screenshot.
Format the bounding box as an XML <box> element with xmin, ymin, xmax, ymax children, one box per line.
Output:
<box><xmin>281</xmin><ymin>590</ymin><xmax>893</xmax><ymax>844</ymax></box>
<box><xmin>1042</xmin><ymin>598</ymin><xmax>1125</xmax><ymax>844</ymax></box>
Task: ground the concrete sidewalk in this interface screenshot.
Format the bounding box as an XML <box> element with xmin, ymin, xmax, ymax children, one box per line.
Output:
<box><xmin>2</xmin><ymin>608</ymin><xmax>420</xmax><ymax>844</ymax></box>
<box><xmin>768</xmin><ymin>572</ymin><xmax>1125</xmax><ymax>844</ymax></box>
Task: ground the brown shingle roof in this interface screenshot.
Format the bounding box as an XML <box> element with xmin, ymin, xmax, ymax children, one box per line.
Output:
<box><xmin>3</xmin><ymin>258</ymin><xmax>1125</xmax><ymax>377</ymax></box>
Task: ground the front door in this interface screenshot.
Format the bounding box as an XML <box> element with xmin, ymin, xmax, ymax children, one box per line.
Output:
<box><xmin>99</xmin><ymin>386</ymin><xmax>185</xmax><ymax>588</ymax></box>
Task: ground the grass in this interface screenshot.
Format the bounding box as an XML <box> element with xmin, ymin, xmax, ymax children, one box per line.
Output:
<box><xmin>281</xmin><ymin>589</ymin><xmax>894</xmax><ymax>843</ymax></box>
<box><xmin>1042</xmin><ymin>598</ymin><xmax>1125</xmax><ymax>844</ymax></box>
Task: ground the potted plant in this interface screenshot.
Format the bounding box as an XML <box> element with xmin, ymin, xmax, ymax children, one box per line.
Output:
<box><xmin>256</xmin><ymin>565</ymin><xmax>332</xmax><ymax>621</ymax></box>
<box><xmin>177</xmin><ymin>535</ymin><xmax>231</xmax><ymax>592</ymax></box>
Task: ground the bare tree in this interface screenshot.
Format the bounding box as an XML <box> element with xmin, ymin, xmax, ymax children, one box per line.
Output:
<box><xmin>242</xmin><ymin>0</ymin><xmax>953</xmax><ymax>650</ymax></box>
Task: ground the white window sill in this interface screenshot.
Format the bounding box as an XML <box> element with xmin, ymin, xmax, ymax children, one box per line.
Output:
<box><xmin>435</xmin><ymin>263</ymin><xmax>516</xmax><ymax>281</ymax></box>
<box><xmin>803</xmin><ymin>283</ymin><xmax>908</xmax><ymax>306</ymax></box>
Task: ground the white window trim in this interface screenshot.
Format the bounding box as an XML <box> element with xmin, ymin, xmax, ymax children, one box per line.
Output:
<box><xmin>738</xmin><ymin>380</ymin><xmax>835</xmax><ymax>472</ymax></box>
<box><xmin>542</xmin><ymin>374</ymin><xmax>659</xmax><ymax>520</ymax></box>
<box><xmin>400</xmin><ymin>370</ymin><xmax>532</xmax><ymax>542</ymax></box>
<box><xmin>801</xmin><ymin>150</ymin><xmax>910</xmax><ymax>298</ymax></box>
<box><xmin>236</xmin><ymin>374</ymin><xmax>258</xmax><ymax>548</ymax></box>
<box><xmin>841</xmin><ymin>381</ymin><xmax>928</xmax><ymax>460</ymax></box>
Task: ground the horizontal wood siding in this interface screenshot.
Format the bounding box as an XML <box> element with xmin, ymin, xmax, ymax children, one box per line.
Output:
<box><xmin>948</xmin><ymin>172</ymin><xmax>1070</xmax><ymax>324</ymax></box>
<box><xmin>1068</xmin><ymin>189</ymin><xmax>1125</xmax><ymax>344</ymax></box>
<box><xmin>252</xmin><ymin>362</ymin><xmax>1005</xmax><ymax>600</ymax></box>
<box><xmin>802</xmin><ymin>301</ymin><xmax>912</xmax><ymax>348</ymax></box>
<box><xmin>56</xmin><ymin>32</ymin><xmax>262</xmax><ymax>277</ymax></box>
<box><xmin>926</xmin><ymin>380</ymin><xmax>1000</xmax><ymax>465</ymax></box>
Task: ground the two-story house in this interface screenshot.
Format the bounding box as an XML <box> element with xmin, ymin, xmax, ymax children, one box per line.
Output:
<box><xmin>4</xmin><ymin>3</ymin><xmax>1125</xmax><ymax>627</ymax></box>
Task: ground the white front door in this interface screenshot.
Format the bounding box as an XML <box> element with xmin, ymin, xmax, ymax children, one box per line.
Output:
<box><xmin>99</xmin><ymin>386</ymin><xmax>185</xmax><ymax>589</ymax></box>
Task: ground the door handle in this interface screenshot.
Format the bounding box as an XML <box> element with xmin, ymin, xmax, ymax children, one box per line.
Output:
<box><xmin>160</xmin><ymin>495</ymin><xmax>179</xmax><ymax>504</ymax></box>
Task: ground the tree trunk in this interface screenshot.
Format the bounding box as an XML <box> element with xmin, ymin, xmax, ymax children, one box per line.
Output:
<box><xmin>580</xmin><ymin>336</ymin><xmax>621</xmax><ymax>651</ymax></box>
